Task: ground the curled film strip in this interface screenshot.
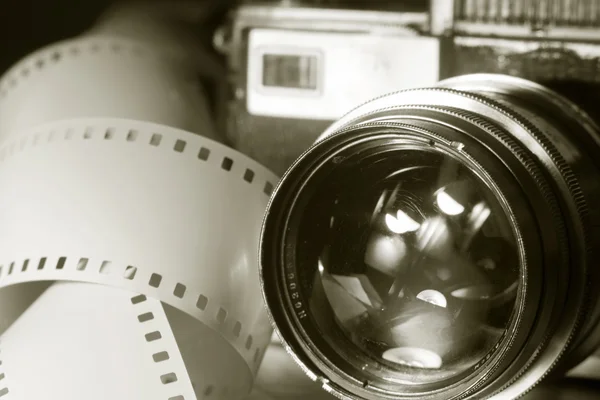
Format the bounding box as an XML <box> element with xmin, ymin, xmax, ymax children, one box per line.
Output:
<box><xmin>0</xmin><ymin>3</ymin><xmax>282</xmax><ymax>399</ymax></box>
<box><xmin>0</xmin><ymin>34</ymin><xmax>218</xmax><ymax>142</ymax></box>
<box><xmin>1</xmin><ymin>282</ymin><xmax>197</xmax><ymax>399</ymax></box>
<box><xmin>0</xmin><ymin>117</ymin><xmax>278</xmax><ymax>399</ymax></box>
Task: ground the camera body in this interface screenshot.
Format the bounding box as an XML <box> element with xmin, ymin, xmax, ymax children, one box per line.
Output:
<box><xmin>217</xmin><ymin>1</ymin><xmax>450</xmax><ymax>174</ymax></box>
<box><xmin>218</xmin><ymin>0</ymin><xmax>600</xmax><ymax>175</ymax></box>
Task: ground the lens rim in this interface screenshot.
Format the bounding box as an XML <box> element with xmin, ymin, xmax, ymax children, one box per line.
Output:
<box><xmin>262</xmin><ymin>76</ymin><xmax>597</xmax><ymax>400</ymax></box>
<box><xmin>260</xmin><ymin>116</ymin><xmax>564</xmax><ymax>399</ymax></box>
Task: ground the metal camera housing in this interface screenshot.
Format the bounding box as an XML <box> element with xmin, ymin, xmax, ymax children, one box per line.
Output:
<box><xmin>216</xmin><ymin>0</ymin><xmax>600</xmax><ymax>175</ymax></box>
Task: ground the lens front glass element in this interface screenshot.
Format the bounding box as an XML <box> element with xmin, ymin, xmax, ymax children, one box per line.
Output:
<box><xmin>288</xmin><ymin>145</ymin><xmax>520</xmax><ymax>387</ymax></box>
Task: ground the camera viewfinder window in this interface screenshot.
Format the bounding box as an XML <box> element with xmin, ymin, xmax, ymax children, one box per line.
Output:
<box><xmin>262</xmin><ymin>53</ymin><xmax>319</xmax><ymax>90</ymax></box>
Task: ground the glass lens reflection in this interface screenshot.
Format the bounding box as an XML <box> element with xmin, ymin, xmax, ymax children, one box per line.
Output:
<box><xmin>294</xmin><ymin>149</ymin><xmax>519</xmax><ymax>385</ymax></box>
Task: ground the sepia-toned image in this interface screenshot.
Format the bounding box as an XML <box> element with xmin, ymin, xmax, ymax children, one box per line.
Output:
<box><xmin>0</xmin><ymin>1</ymin><xmax>599</xmax><ymax>399</ymax></box>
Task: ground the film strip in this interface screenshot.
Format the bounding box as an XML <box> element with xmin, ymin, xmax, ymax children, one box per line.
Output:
<box><xmin>0</xmin><ymin>341</ymin><xmax>6</xmax><ymax>398</ymax></box>
<box><xmin>0</xmin><ymin>117</ymin><xmax>278</xmax><ymax>399</ymax></box>
<box><xmin>0</xmin><ymin>35</ymin><xmax>218</xmax><ymax>143</ymax></box>
<box><xmin>0</xmin><ymin>282</ymin><xmax>197</xmax><ymax>399</ymax></box>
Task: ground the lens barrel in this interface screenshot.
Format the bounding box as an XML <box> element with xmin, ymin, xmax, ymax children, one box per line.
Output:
<box><xmin>260</xmin><ymin>74</ymin><xmax>600</xmax><ymax>400</ymax></box>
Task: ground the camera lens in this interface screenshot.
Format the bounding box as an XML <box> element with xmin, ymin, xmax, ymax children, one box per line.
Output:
<box><xmin>287</xmin><ymin>146</ymin><xmax>520</xmax><ymax>384</ymax></box>
<box><xmin>260</xmin><ymin>74</ymin><xmax>600</xmax><ymax>399</ymax></box>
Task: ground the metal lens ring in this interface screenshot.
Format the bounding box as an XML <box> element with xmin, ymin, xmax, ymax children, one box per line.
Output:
<box><xmin>260</xmin><ymin>75</ymin><xmax>600</xmax><ymax>400</ymax></box>
<box><xmin>263</xmin><ymin>123</ymin><xmax>538</xmax><ymax>399</ymax></box>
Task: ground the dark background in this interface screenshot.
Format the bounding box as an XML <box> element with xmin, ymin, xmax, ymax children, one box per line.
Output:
<box><xmin>0</xmin><ymin>1</ymin><xmax>112</xmax><ymax>75</ymax></box>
